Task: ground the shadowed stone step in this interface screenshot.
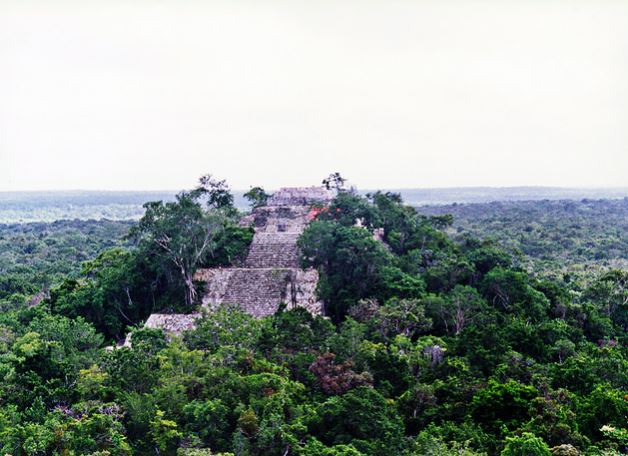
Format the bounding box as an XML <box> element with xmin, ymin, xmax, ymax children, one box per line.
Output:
<box><xmin>244</xmin><ymin>243</ymin><xmax>300</xmax><ymax>268</ymax></box>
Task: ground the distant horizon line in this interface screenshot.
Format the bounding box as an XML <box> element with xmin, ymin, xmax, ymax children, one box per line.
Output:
<box><xmin>1</xmin><ymin>185</ymin><xmax>628</xmax><ymax>194</ymax></box>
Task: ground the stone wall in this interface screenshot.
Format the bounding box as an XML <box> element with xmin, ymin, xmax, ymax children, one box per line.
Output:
<box><xmin>123</xmin><ymin>313</ymin><xmax>200</xmax><ymax>346</ymax></box>
<box><xmin>265</xmin><ymin>186</ymin><xmax>334</xmax><ymax>207</ymax></box>
<box><xmin>196</xmin><ymin>267</ymin><xmax>322</xmax><ymax>317</ymax></box>
<box><xmin>196</xmin><ymin>267</ymin><xmax>323</xmax><ymax>317</ymax></box>
<box><xmin>244</xmin><ymin>241</ymin><xmax>300</xmax><ymax>268</ymax></box>
<box><xmin>144</xmin><ymin>313</ymin><xmax>200</xmax><ymax>335</ymax></box>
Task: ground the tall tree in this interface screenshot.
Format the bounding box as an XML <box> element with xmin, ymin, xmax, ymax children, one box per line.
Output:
<box><xmin>243</xmin><ymin>186</ymin><xmax>271</xmax><ymax>209</ymax></box>
<box><xmin>322</xmin><ymin>172</ymin><xmax>347</xmax><ymax>192</ymax></box>
<box><xmin>130</xmin><ymin>192</ymin><xmax>226</xmax><ymax>307</ymax></box>
<box><xmin>192</xmin><ymin>174</ymin><xmax>235</xmax><ymax>210</ymax></box>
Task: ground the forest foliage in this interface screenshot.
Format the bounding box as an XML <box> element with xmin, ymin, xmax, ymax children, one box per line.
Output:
<box><xmin>0</xmin><ymin>180</ymin><xmax>625</xmax><ymax>455</ymax></box>
<box><xmin>417</xmin><ymin>199</ymin><xmax>628</xmax><ymax>285</ymax></box>
<box><xmin>0</xmin><ymin>220</ymin><xmax>133</xmax><ymax>310</ymax></box>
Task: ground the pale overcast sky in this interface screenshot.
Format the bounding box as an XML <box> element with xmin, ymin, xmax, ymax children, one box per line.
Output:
<box><xmin>1</xmin><ymin>0</ymin><xmax>627</xmax><ymax>191</ymax></box>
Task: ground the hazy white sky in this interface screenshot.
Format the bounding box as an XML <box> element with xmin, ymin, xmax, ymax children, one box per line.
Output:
<box><xmin>1</xmin><ymin>0</ymin><xmax>627</xmax><ymax>191</ymax></box>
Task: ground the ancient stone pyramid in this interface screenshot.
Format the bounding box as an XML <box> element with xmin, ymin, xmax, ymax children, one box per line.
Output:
<box><xmin>194</xmin><ymin>186</ymin><xmax>332</xmax><ymax>317</ymax></box>
<box><xmin>136</xmin><ymin>186</ymin><xmax>332</xmax><ymax>338</ymax></box>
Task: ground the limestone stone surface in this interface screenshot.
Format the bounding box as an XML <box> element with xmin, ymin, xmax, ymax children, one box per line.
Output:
<box><xmin>144</xmin><ymin>313</ymin><xmax>200</xmax><ymax>335</ymax></box>
<box><xmin>197</xmin><ymin>267</ymin><xmax>322</xmax><ymax>317</ymax></box>
<box><xmin>123</xmin><ymin>313</ymin><xmax>200</xmax><ymax>346</ymax></box>
<box><xmin>265</xmin><ymin>186</ymin><xmax>334</xmax><ymax>207</ymax></box>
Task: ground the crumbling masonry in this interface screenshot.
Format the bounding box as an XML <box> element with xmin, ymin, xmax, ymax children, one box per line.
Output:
<box><xmin>136</xmin><ymin>187</ymin><xmax>332</xmax><ymax>338</ymax></box>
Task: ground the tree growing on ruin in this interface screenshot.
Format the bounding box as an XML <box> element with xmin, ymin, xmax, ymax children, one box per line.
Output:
<box><xmin>243</xmin><ymin>186</ymin><xmax>271</xmax><ymax>209</ymax></box>
<box><xmin>192</xmin><ymin>174</ymin><xmax>235</xmax><ymax>210</ymax></box>
<box><xmin>322</xmin><ymin>172</ymin><xmax>347</xmax><ymax>192</ymax></box>
<box><xmin>130</xmin><ymin>191</ymin><xmax>226</xmax><ymax>308</ymax></box>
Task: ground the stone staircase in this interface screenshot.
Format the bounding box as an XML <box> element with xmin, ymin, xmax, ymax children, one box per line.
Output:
<box><xmin>197</xmin><ymin>267</ymin><xmax>322</xmax><ymax>317</ymax></box>
<box><xmin>244</xmin><ymin>242</ymin><xmax>300</xmax><ymax>268</ymax></box>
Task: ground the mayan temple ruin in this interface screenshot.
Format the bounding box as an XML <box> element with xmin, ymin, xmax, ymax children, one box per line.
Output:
<box><xmin>133</xmin><ymin>186</ymin><xmax>334</xmax><ymax>339</ymax></box>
